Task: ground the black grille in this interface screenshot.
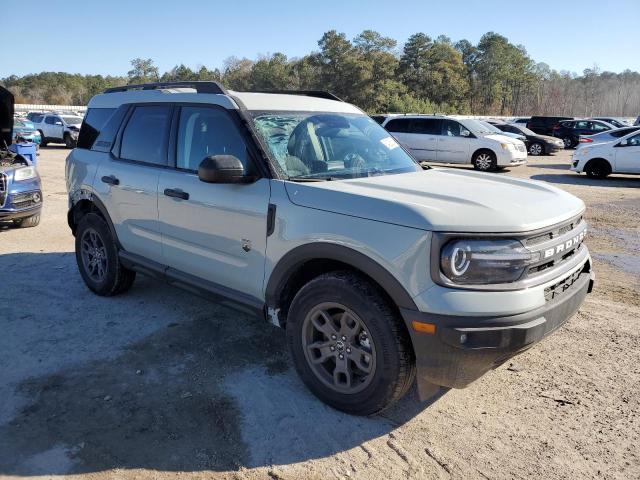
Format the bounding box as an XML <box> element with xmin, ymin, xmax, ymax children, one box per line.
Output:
<box><xmin>525</xmin><ymin>215</ymin><xmax>583</xmax><ymax>247</ymax></box>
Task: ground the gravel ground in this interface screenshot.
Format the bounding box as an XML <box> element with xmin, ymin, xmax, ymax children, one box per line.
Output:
<box><xmin>0</xmin><ymin>147</ymin><xmax>638</xmax><ymax>480</ymax></box>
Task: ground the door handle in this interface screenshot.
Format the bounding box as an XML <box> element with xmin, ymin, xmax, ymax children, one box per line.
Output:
<box><xmin>164</xmin><ymin>188</ymin><xmax>189</xmax><ymax>200</ymax></box>
<box><xmin>101</xmin><ymin>175</ymin><xmax>119</xmax><ymax>186</ymax></box>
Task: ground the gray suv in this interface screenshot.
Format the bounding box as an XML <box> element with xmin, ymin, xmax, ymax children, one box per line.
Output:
<box><xmin>66</xmin><ymin>82</ymin><xmax>594</xmax><ymax>415</ymax></box>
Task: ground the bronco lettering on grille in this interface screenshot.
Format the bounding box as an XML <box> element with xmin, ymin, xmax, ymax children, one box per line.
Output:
<box><xmin>543</xmin><ymin>228</ymin><xmax>587</xmax><ymax>259</ymax></box>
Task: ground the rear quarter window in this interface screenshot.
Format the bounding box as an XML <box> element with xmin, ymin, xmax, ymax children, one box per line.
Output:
<box><xmin>77</xmin><ymin>108</ymin><xmax>117</xmax><ymax>149</ymax></box>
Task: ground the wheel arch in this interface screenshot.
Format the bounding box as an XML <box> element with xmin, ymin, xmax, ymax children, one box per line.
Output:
<box><xmin>265</xmin><ymin>243</ymin><xmax>419</xmax><ymax>328</ymax></box>
<box><xmin>68</xmin><ymin>193</ymin><xmax>121</xmax><ymax>248</ymax></box>
<box><xmin>471</xmin><ymin>147</ymin><xmax>497</xmax><ymax>161</ymax></box>
<box><xmin>584</xmin><ymin>157</ymin><xmax>612</xmax><ymax>172</ymax></box>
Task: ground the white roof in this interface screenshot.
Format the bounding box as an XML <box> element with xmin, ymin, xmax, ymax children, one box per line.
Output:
<box><xmin>87</xmin><ymin>87</ymin><xmax>362</xmax><ymax>114</ymax></box>
<box><xmin>229</xmin><ymin>91</ymin><xmax>362</xmax><ymax>113</ymax></box>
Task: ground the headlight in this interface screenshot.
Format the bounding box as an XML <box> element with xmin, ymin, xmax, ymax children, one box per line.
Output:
<box><xmin>500</xmin><ymin>143</ymin><xmax>512</xmax><ymax>150</ymax></box>
<box><xmin>14</xmin><ymin>166</ymin><xmax>37</xmax><ymax>181</ymax></box>
<box><xmin>440</xmin><ymin>238</ymin><xmax>534</xmax><ymax>284</ymax></box>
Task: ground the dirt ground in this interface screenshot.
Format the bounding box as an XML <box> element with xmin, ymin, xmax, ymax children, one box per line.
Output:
<box><xmin>0</xmin><ymin>147</ymin><xmax>638</xmax><ymax>480</ymax></box>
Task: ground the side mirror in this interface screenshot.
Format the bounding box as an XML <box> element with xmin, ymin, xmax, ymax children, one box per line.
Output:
<box><xmin>461</xmin><ymin>129</ymin><xmax>471</xmax><ymax>137</ymax></box>
<box><xmin>55</xmin><ymin>121</ymin><xmax>63</xmax><ymax>126</ymax></box>
<box><xmin>198</xmin><ymin>155</ymin><xmax>253</xmax><ymax>184</ymax></box>
<box><xmin>616</xmin><ymin>139</ymin><xmax>628</xmax><ymax>147</ymax></box>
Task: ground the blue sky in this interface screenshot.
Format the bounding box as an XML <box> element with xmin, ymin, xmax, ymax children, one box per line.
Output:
<box><xmin>4</xmin><ymin>0</ymin><xmax>638</xmax><ymax>77</ymax></box>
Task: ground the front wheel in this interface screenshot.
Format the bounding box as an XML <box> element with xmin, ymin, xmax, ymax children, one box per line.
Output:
<box><xmin>75</xmin><ymin>213</ymin><xmax>136</xmax><ymax>296</ymax></box>
<box><xmin>472</xmin><ymin>151</ymin><xmax>497</xmax><ymax>171</ymax></box>
<box><xmin>13</xmin><ymin>213</ymin><xmax>40</xmax><ymax>228</ymax></box>
<box><xmin>286</xmin><ymin>271</ymin><xmax>415</xmax><ymax>416</ymax></box>
<box><xmin>64</xmin><ymin>133</ymin><xmax>76</xmax><ymax>149</ymax></box>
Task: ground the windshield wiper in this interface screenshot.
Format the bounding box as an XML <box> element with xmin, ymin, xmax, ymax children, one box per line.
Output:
<box><xmin>287</xmin><ymin>175</ymin><xmax>336</xmax><ymax>182</ymax></box>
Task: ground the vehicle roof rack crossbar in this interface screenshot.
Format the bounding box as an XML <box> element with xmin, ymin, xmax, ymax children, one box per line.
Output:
<box><xmin>104</xmin><ymin>81</ymin><xmax>228</xmax><ymax>95</ymax></box>
<box><xmin>252</xmin><ymin>90</ymin><xmax>344</xmax><ymax>102</ymax></box>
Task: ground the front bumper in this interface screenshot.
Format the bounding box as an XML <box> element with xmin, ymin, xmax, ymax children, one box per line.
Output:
<box><xmin>497</xmin><ymin>148</ymin><xmax>527</xmax><ymax>166</ymax></box>
<box><xmin>0</xmin><ymin>189</ymin><xmax>43</xmax><ymax>221</ymax></box>
<box><xmin>401</xmin><ymin>263</ymin><xmax>594</xmax><ymax>395</ymax></box>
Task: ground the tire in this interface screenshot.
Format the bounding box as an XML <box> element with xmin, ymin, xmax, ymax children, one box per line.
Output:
<box><xmin>38</xmin><ymin>131</ymin><xmax>47</xmax><ymax>147</ymax></box>
<box><xmin>75</xmin><ymin>213</ymin><xmax>136</xmax><ymax>296</ymax></box>
<box><xmin>528</xmin><ymin>142</ymin><xmax>544</xmax><ymax>156</ymax></box>
<box><xmin>584</xmin><ymin>159</ymin><xmax>611</xmax><ymax>179</ymax></box>
<box><xmin>13</xmin><ymin>213</ymin><xmax>40</xmax><ymax>228</ymax></box>
<box><xmin>472</xmin><ymin>150</ymin><xmax>497</xmax><ymax>171</ymax></box>
<box><xmin>286</xmin><ymin>271</ymin><xmax>416</xmax><ymax>416</ymax></box>
<box><xmin>64</xmin><ymin>133</ymin><xmax>75</xmax><ymax>149</ymax></box>
<box><xmin>562</xmin><ymin>136</ymin><xmax>575</xmax><ymax>149</ymax></box>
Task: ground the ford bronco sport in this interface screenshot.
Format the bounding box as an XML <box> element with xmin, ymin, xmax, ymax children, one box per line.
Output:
<box><xmin>66</xmin><ymin>82</ymin><xmax>594</xmax><ymax>415</ymax></box>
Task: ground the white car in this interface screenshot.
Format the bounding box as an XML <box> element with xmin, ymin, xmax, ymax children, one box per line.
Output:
<box><xmin>571</xmin><ymin>129</ymin><xmax>640</xmax><ymax>178</ymax></box>
<box><xmin>381</xmin><ymin>115</ymin><xmax>527</xmax><ymax>171</ymax></box>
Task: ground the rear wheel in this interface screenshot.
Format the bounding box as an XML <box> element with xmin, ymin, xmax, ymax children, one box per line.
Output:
<box><xmin>528</xmin><ymin>142</ymin><xmax>544</xmax><ymax>156</ymax></box>
<box><xmin>286</xmin><ymin>271</ymin><xmax>415</xmax><ymax>416</ymax></box>
<box><xmin>75</xmin><ymin>213</ymin><xmax>136</xmax><ymax>296</ymax></box>
<box><xmin>563</xmin><ymin>136</ymin><xmax>575</xmax><ymax>149</ymax></box>
<box><xmin>472</xmin><ymin>151</ymin><xmax>497</xmax><ymax>171</ymax></box>
<box><xmin>13</xmin><ymin>213</ymin><xmax>40</xmax><ymax>228</ymax></box>
<box><xmin>584</xmin><ymin>159</ymin><xmax>611</xmax><ymax>179</ymax></box>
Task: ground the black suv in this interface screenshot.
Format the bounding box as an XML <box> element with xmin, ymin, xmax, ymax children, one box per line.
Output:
<box><xmin>552</xmin><ymin>119</ymin><xmax>614</xmax><ymax>149</ymax></box>
<box><xmin>526</xmin><ymin>116</ymin><xmax>574</xmax><ymax>137</ymax></box>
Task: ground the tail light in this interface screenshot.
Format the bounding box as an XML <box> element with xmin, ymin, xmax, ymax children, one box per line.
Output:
<box><xmin>580</xmin><ymin>137</ymin><xmax>593</xmax><ymax>143</ymax></box>
<box><xmin>552</xmin><ymin>124</ymin><xmax>561</xmax><ymax>131</ymax></box>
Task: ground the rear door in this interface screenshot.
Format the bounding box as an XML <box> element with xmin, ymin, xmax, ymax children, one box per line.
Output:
<box><xmin>437</xmin><ymin>119</ymin><xmax>472</xmax><ymax>163</ymax></box>
<box><xmin>95</xmin><ymin>104</ymin><xmax>171</xmax><ymax>262</ymax></box>
<box><xmin>157</xmin><ymin>104</ymin><xmax>270</xmax><ymax>300</ymax></box>
<box><xmin>614</xmin><ymin>133</ymin><xmax>640</xmax><ymax>173</ymax></box>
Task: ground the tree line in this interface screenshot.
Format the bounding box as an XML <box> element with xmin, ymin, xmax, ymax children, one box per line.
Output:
<box><xmin>2</xmin><ymin>30</ymin><xmax>639</xmax><ymax>117</ymax></box>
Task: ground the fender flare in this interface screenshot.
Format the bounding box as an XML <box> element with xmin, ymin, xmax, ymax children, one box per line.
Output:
<box><xmin>265</xmin><ymin>242</ymin><xmax>419</xmax><ymax>311</ymax></box>
<box><xmin>68</xmin><ymin>192</ymin><xmax>121</xmax><ymax>248</ymax></box>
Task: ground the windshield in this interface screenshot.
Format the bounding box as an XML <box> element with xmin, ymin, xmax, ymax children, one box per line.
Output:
<box><xmin>479</xmin><ymin>121</ymin><xmax>503</xmax><ymax>134</ymax></box>
<box><xmin>14</xmin><ymin>120</ymin><xmax>33</xmax><ymax>128</ymax></box>
<box><xmin>514</xmin><ymin>125</ymin><xmax>536</xmax><ymax>136</ymax></box>
<box><xmin>62</xmin><ymin>116</ymin><xmax>82</xmax><ymax>125</ymax></box>
<box><xmin>462</xmin><ymin>119</ymin><xmax>495</xmax><ymax>136</ymax></box>
<box><xmin>251</xmin><ymin>111</ymin><xmax>420</xmax><ymax>180</ymax></box>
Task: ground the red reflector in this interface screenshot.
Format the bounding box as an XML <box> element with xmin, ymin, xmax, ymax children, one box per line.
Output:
<box><xmin>580</xmin><ymin>137</ymin><xmax>593</xmax><ymax>143</ymax></box>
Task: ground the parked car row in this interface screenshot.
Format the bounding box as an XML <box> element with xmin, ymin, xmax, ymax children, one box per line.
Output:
<box><xmin>376</xmin><ymin>114</ymin><xmax>527</xmax><ymax>171</ymax></box>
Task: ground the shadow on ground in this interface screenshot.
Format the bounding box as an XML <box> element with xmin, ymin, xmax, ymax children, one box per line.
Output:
<box><xmin>0</xmin><ymin>252</ymin><xmax>432</xmax><ymax>476</ymax></box>
<box><xmin>530</xmin><ymin>173</ymin><xmax>640</xmax><ymax>188</ymax></box>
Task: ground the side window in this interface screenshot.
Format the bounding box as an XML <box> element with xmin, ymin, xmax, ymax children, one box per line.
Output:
<box><xmin>410</xmin><ymin>118</ymin><xmax>442</xmax><ymax>135</ymax></box>
<box><xmin>119</xmin><ymin>105</ymin><xmax>171</xmax><ymax>165</ymax></box>
<box><xmin>591</xmin><ymin>122</ymin><xmax>609</xmax><ymax>132</ymax></box>
<box><xmin>45</xmin><ymin>116</ymin><xmax>56</xmax><ymax>125</ymax></box>
<box><xmin>77</xmin><ymin>107</ymin><xmax>116</xmax><ymax>150</ymax></box>
<box><xmin>384</xmin><ymin>119</ymin><xmax>411</xmax><ymax>133</ymax></box>
<box><xmin>575</xmin><ymin>121</ymin><xmax>589</xmax><ymax>129</ymax></box>
<box><xmin>442</xmin><ymin>120</ymin><xmax>469</xmax><ymax>137</ymax></box>
<box><xmin>627</xmin><ymin>134</ymin><xmax>640</xmax><ymax>146</ymax></box>
<box><xmin>176</xmin><ymin>106</ymin><xmax>249</xmax><ymax>171</ymax></box>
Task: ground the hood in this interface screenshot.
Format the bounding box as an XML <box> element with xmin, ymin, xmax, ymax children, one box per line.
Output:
<box><xmin>0</xmin><ymin>86</ymin><xmax>14</xmax><ymax>146</ymax></box>
<box><xmin>284</xmin><ymin>169</ymin><xmax>585</xmax><ymax>233</ymax></box>
<box><xmin>539</xmin><ymin>134</ymin><xmax>561</xmax><ymax>143</ymax></box>
<box><xmin>483</xmin><ymin>133</ymin><xmax>522</xmax><ymax>145</ymax></box>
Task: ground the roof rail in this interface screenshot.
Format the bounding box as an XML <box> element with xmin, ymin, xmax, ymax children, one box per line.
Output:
<box><xmin>103</xmin><ymin>81</ymin><xmax>227</xmax><ymax>95</ymax></box>
<box><xmin>252</xmin><ymin>90</ymin><xmax>344</xmax><ymax>102</ymax></box>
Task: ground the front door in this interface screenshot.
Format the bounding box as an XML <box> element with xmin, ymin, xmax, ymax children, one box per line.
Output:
<box><xmin>615</xmin><ymin>133</ymin><xmax>640</xmax><ymax>173</ymax></box>
<box><xmin>158</xmin><ymin>105</ymin><xmax>270</xmax><ymax>300</ymax></box>
<box><xmin>44</xmin><ymin>115</ymin><xmax>64</xmax><ymax>140</ymax></box>
<box><xmin>437</xmin><ymin>119</ymin><xmax>472</xmax><ymax>163</ymax></box>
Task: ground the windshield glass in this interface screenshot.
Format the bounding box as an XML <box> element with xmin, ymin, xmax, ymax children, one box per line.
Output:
<box><xmin>462</xmin><ymin>119</ymin><xmax>495</xmax><ymax>135</ymax></box>
<box><xmin>515</xmin><ymin>125</ymin><xmax>536</xmax><ymax>136</ymax></box>
<box><xmin>251</xmin><ymin>111</ymin><xmax>420</xmax><ymax>180</ymax></box>
<box><xmin>14</xmin><ymin>120</ymin><xmax>32</xmax><ymax>128</ymax></box>
<box><xmin>479</xmin><ymin>121</ymin><xmax>503</xmax><ymax>133</ymax></box>
<box><xmin>62</xmin><ymin>116</ymin><xmax>82</xmax><ymax>125</ymax></box>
